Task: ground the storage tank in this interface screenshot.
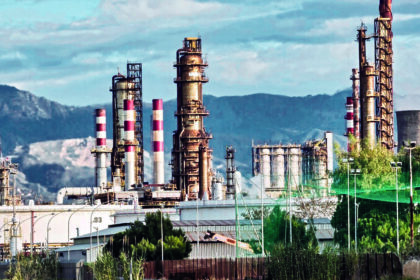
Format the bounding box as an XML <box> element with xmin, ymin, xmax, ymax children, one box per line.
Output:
<box><xmin>397</xmin><ymin>110</ymin><xmax>420</xmax><ymax>150</ymax></box>
<box><xmin>260</xmin><ymin>148</ymin><xmax>271</xmax><ymax>191</ymax></box>
<box><xmin>288</xmin><ymin>147</ymin><xmax>301</xmax><ymax>191</ymax></box>
<box><xmin>272</xmin><ymin>148</ymin><xmax>285</xmax><ymax>189</ymax></box>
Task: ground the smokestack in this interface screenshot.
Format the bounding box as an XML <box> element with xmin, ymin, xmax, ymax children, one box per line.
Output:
<box><xmin>95</xmin><ymin>109</ymin><xmax>108</xmax><ymax>190</ymax></box>
<box><xmin>124</xmin><ymin>99</ymin><xmax>136</xmax><ymax>189</ymax></box>
<box><xmin>379</xmin><ymin>0</ymin><xmax>392</xmax><ymax>20</ymax></box>
<box><xmin>345</xmin><ymin>97</ymin><xmax>354</xmax><ymax>151</ymax></box>
<box><xmin>152</xmin><ymin>99</ymin><xmax>164</xmax><ymax>185</ymax></box>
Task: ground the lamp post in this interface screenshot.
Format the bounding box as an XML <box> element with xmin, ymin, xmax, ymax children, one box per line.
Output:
<box><xmin>32</xmin><ymin>213</ymin><xmax>54</xmax><ymax>255</ymax></box>
<box><xmin>391</xmin><ymin>161</ymin><xmax>402</xmax><ymax>255</ymax></box>
<box><xmin>47</xmin><ymin>210</ymin><xmax>70</xmax><ymax>251</ymax></box>
<box><xmin>403</xmin><ymin>140</ymin><xmax>416</xmax><ymax>247</ymax></box>
<box><xmin>351</xmin><ymin>168</ymin><xmax>361</xmax><ymax>253</ymax></box>
<box><xmin>90</xmin><ymin>203</ymin><xmax>103</xmax><ymax>262</ymax></box>
<box><xmin>68</xmin><ymin>204</ymin><xmax>89</xmax><ymax>261</ymax></box>
<box><xmin>160</xmin><ymin>204</ymin><xmax>164</xmax><ymax>277</ymax></box>
<box><xmin>342</xmin><ymin>157</ymin><xmax>354</xmax><ymax>251</ymax></box>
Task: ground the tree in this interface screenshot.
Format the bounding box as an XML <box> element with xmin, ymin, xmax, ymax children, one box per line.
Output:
<box><xmin>104</xmin><ymin>212</ymin><xmax>191</xmax><ymax>261</ymax></box>
<box><xmin>249</xmin><ymin>206</ymin><xmax>318</xmax><ymax>254</ymax></box>
<box><xmin>331</xmin><ymin>141</ymin><xmax>416</xmax><ymax>252</ymax></box>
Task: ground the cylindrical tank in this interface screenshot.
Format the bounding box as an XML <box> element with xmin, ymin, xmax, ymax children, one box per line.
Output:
<box><xmin>124</xmin><ymin>99</ymin><xmax>136</xmax><ymax>189</ymax></box>
<box><xmin>288</xmin><ymin>147</ymin><xmax>301</xmax><ymax>191</ymax></box>
<box><xmin>152</xmin><ymin>99</ymin><xmax>164</xmax><ymax>185</ymax></box>
<box><xmin>361</xmin><ymin>64</ymin><xmax>377</xmax><ymax>148</ymax></box>
<box><xmin>260</xmin><ymin>148</ymin><xmax>271</xmax><ymax>191</ymax></box>
<box><xmin>211</xmin><ymin>176</ymin><xmax>224</xmax><ymax>200</ymax></box>
<box><xmin>95</xmin><ymin>109</ymin><xmax>107</xmax><ymax>189</ymax></box>
<box><xmin>397</xmin><ymin>111</ymin><xmax>420</xmax><ymax>150</ymax></box>
<box><xmin>272</xmin><ymin>148</ymin><xmax>285</xmax><ymax>189</ymax></box>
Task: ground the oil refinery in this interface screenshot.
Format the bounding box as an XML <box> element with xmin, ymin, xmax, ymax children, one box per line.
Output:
<box><xmin>0</xmin><ymin>0</ymin><xmax>416</xmax><ymax>268</ymax></box>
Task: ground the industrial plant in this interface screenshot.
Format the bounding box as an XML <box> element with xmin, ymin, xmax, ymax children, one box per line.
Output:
<box><xmin>345</xmin><ymin>0</ymin><xmax>394</xmax><ymax>150</ymax></box>
<box><xmin>1</xmin><ymin>2</ymin><xmax>418</xmax><ymax>277</ymax></box>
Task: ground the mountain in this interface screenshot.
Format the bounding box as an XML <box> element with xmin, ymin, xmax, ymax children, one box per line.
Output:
<box><xmin>0</xmin><ymin>85</ymin><xmax>349</xmax><ymax>199</ymax></box>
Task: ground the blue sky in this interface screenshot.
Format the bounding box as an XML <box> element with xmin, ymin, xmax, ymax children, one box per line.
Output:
<box><xmin>1</xmin><ymin>0</ymin><xmax>420</xmax><ymax>107</ymax></box>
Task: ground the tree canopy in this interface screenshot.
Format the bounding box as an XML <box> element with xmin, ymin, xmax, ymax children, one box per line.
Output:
<box><xmin>104</xmin><ymin>212</ymin><xmax>191</xmax><ymax>261</ymax></box>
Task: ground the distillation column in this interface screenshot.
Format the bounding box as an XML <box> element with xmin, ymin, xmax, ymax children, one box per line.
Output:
<box><xmin>111</xmin><ymin>75</ymin><xmax>129</xmax><ymax>185</ymax></box>
<box><xmin>361</xmin><ymin>64</ymin><xmax>378</xmax><ymax>148</ymax></box>
<box><xmin>124</xmin><ymin>99</ymin><xmax>136</xmax><ymax>189</ymax></box>
<box><xmin>152</xmin><ymin>99</ymin><xmax>164</xmax><ymax>185</ymax></box>
<box><xmin>172</xmin><ymin>37</ymin><xmax>212</xmax><ymax>200</ymax></box>
<box><xmin>375</xmin><ymin>0</ymin><xmax>394</xmax><ymax>150</ymax></box>
<box><xmin>225</xmin><ymin>146</ymin><xmax>235</xmax><ymax>199</ymax></box>
<box><xmin>199</xmin><ymin>145</ymin><xmax>209</xmax><ymax>200</ymax></box>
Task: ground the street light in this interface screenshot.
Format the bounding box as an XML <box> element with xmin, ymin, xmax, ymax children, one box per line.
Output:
<box><xmin>160</xmin><ymin>204</ymin><xmax>164</xmax><ymax>277</ymax></box>
<box><xmin>90</xmin><ymin>203</ymin><xmax>104</xmax><ymax>262</ymax></box>
<box><xmin>403</xmin><ymin>140</ymin><xmax>416</xmax><ymax>247</ymax></box>
<box><xmin>351</xmin><ymin>168</ymin><xmax>361</xmax><ymax>253</ymax></box>
<box><xmin>32</xmin><ymin>213</ymin><xmax>54</xmax><ymax>255</ymax></box>
<box><xmin>342</xmin><ymin>157</ymin><xmax>354</xmax><ymax>251</ymax></box>
<box><xmin>391</xmin><ymin>161</ymin><xmax>402</xmax><ymax>255</ymax></box>
<box><xmin>47</xmin><ymin>210</ymin><xmax>70</xmax><ymax>251</ymax></box>
<box><xmin>68</xmin><ymin>204</ymin><xmax>89</xmax><ymax>261</ymax></box>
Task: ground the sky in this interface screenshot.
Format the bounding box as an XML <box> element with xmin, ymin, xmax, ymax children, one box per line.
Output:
<box><xmin>1</xmin><ymin>0</ymin><xmax>420</xmax><ymax>107</ymax></box>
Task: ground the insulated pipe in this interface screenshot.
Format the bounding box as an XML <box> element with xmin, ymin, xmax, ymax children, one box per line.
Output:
<box><xmin>152</xmin><ymin>99</ymin><xmax>164</xmax><ymax>185</ymax></box>
<box><xmin>199</xmin><ymin>145</ymin><xmax>208</xmax><ymax>200</ymax></box>
<box><xmin>124</xmin><ymin>99</ymin><xmax>136</xmax><ymax>189</ymax></box>
<box><xmin>351</xmin><ymin>69</ymin><xmax>360</xmax><ymax>145</ymax></box>
<box><xmin>56</xmin><ymin>187</ymin><xmax>101</xmax><ymax>204</ymax></box>
<box><xmin>95</xmin><ymin>109</ymin><xmax>107</xmax><ymax>189</ymax></box>
<box><xmin>361</xmin><ymin>64</ymin><xmax>377</xmax><ymax>148</ymax></box>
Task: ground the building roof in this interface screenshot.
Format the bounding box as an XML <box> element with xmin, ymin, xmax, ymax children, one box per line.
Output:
<box><xmin>55</xmin><ymin>243</ymin><xmax>105</xmax><ymax>252</ymax></box>
<box><xmin>172</xmin><ymin>220</ymin><xmax>261</xmax><ymax>227</ymax></box>
<box><xmin>315</xmin><ymin>229</ymin><xmax>334</xmax><ymax>240</ymax></box>
<box><xmin>74</xmin><ymin>225</ymin><xmax>130</xmax><ymax>240</ymax></box>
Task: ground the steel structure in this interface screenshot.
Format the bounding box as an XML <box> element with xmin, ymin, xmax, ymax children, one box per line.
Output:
<box><xmin>351</xmin><ymin>68</ymin><xmax>360</xmax><ymax>145</ymax></box>
<box><xmin>0</xmin><ymin>160</ymin><xmax>19</xmax><ymax>206</ymax></box>
<box><xmin>171</xmin><ymin>37</ymin><xmax>212</xmax><ymax>200</ymax></box>
<box><xmin>127</xmin><ymin>63</ymin><xmax>144</xmax><ymax>183</ymax></box>
<box><xmin>225</xmin><ymin>146</ymin><xmax>236</xmax><ymax>199</ymax></box>
<box><xmin>375</xmin><ymin>0</ymin><xmax>394</xmax><ymax>150</ymax></box>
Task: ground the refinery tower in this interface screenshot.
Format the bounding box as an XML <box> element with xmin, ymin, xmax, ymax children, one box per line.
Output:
<box><xmin>171</xmin><ymin>37</ymin><xmax>213</xmax><ymax>201</ymax></box>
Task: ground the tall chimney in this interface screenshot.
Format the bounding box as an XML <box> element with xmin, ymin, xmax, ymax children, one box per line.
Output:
<box><xmin>379</xmin><ymin>0</ymin><xmax>392</xmax><ymax>20</ymax></box>
<box><xmin>95</xmin><ymin>109</ymin><xmax>108</xmax><ymax>190</ymax></box>
<box><xmin>124</xmin><ymin>99</ymin><xmax>136</xmax><ymax>189</ymax></box>
<box><xmin>152</xmin><ymin>99</ymin><xmax>164</xmax><ymax>185</ymax></box>
<box><xmin>345</xmin><ymin>97</ymin><xmax>354</xmax><ymax>152</ymax></box>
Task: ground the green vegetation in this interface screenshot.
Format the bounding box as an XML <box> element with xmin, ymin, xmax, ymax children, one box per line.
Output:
<box><xmin>93</xmin><ymin>251</ymin><xmax>144</xmax><ymax>280</ymax></box>
<box><xmin>7</xmin><ymin>252</ymin><xmax>58</xmax><ymax>280</ymax></box>
<box><xmin>331</xmin><ymin>140</ymin><xmax>420</xmax><ymax>253</ymax></box>
<box><xmin>104</xmin><ymin>212</ymin><xmax>191</xmax><ymax>261</ymax></box>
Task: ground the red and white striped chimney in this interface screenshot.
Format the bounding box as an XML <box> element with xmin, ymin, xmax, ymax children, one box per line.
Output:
<box><xmin>95</xmin><ymin>109</ymin><xmax>107</xmax><ymax>189</ymax></box>
<box><xmin>345</xmin><ymin>97</ymin><xmax>354</xmax><ymax>136</ymax></box>
<box><xmin>124</xmin><ymin>99</ymin><xmax>136</xmax><ymax>189</ymax></box>
<box><xmin>345</xmin><ymin>97</ymin><xmax>354</xmax><ymax>151</ymax></box>
<box><xmin>152</xmin><ymin>99</ymin><xmax>164</xmax><ymax>185</ymax></box>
